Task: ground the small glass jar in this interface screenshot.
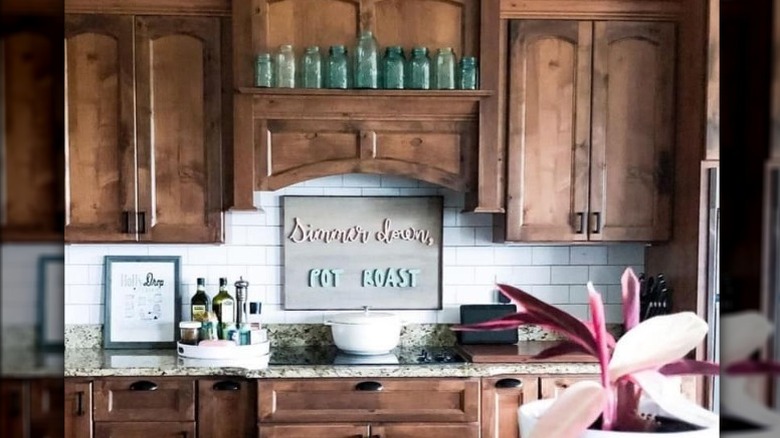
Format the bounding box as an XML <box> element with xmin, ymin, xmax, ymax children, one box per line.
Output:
<box><xmin>409</xmin><ymin>46</ymin><xmax>431</xmax><ymax>90</ymax></box>
<box><xmin>179</xmin><ymin>321</ymin><xmax>201</xmax><ymax>345</ymax></box>
<box><xmin>354</xmin><ymin>30</ymin><xmax>379</xmax><ymax>89</ymax></box>
<box><xmin>382</xmin><ymin>46</ymin><xmax>406</xmax><ymax>89</ymax></box>
<box><xmin>327</xmin><ymin>45</ymin><xmax>349</xmax><ymax>89</ymax></box>
<box><xmin>458</xmin><ymin>56</ymin><xmax>478</xmax><ymax>90</ymax></box>
<box><xmin>254</xmin><ymin>53</ymin><xmax>274</xmax><ymax>87</ymax></box>
<box><xmin>275</xmin><ymin>44</ymin><xmax>296</xmax><ymax>88</ymax></box>
<box><xmin>434</xmin><ymin>47</ymin><xmax>456</xmax><ymax>90</ymax></box>
<box><xmin>302</xmin><ymin>46</ymin><xmax>323</xmax><ymax>88</ymax></box>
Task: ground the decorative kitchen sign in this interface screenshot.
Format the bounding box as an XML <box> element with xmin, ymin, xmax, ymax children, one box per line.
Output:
<box><xmin>283</xmin><ymin>196</ymin><xmax>443</xmax><ymax>310</ymax></box>
<box><xmin>103</xmin><ymin>256</ymin><xmax>181</xmax><ymax>349</ymax></box>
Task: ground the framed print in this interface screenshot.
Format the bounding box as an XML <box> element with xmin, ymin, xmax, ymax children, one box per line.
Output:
<box><xmin>103</xmin><ymin>256</ymin><xmax>181</xmax><ymax>349</ymax></box>
<box><xmin>37</xmin><ymin>255</ymin><xmax>64</xmax><ymax>350</ymax></box>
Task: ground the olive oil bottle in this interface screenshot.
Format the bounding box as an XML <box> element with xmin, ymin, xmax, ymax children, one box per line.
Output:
<box><xmin>190</xmin><ymin>278</ymin><xmax>210</xmax><ymax>321</ymax></box>
<box><xmin>212</xmin><ymin>277</ymin><xmax>235</xmax><ymax>340</ymax></box>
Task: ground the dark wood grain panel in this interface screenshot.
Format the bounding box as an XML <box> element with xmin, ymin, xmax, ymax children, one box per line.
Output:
<box><xmin>373</xmin><ymin>422</ymin><xmax>480</xmax><ymax>438</ymax></box>
<box><xmin>480</xmin><ymin>375</ymin><xmax>539</xmax><ymax>438</ymax></box>
<box><xmin>65</xmin><ymin>380</ymin><xmax>93</xmax><ymax>438</ymax></box>
<box><xmin>259</xmin><ymin>423</ymin><xmax>368</xmax><ymax>438</ymax></box>
<box><xmin>198</xmin><ymin>378</ymin><xmax>256</xmax><ymax>438</ymax></box>
<box><xmin>500</xmin><ymin>0</ymin><xmax>681</xmax><ymax>20</ymax></box>
<box><xmin>94</xmin><ymin>422</ymin><xmax>196</xmax><ymax>438</ymax></box>
<box><xmin>93</xmin><ymin>378</ymin><xmax>195</xmax><ymax>422</ymax></box>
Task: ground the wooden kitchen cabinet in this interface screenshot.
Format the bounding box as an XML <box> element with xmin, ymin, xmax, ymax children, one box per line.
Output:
<box><xmin>259</xmin><ymin>423</ymin><xmax>479</xmax><ymax>438</ymax></box>
<box><xmin>0</xmin><ymin>379</ymin><xmax>26</xmax><ymax>438</ymax></box>
<box><xmin>481</xmin><ymin>375</ymin><xmax>539</xmax><ymax>438</ymax></box>
<box><xmin>504</xmin><ymin>20</ymin><xmax>675</xmax><ymax>242</ymax></box>
<box><xmin>259</xmin><ymin>424</ymin><xmax>370</xmax><ymax>438</ymax></box>
<box><xmin>231</xmin><ymin>0</ymin><xmax>491</xmax><ymax>209</ymax></box>
<box><xmin>258</xmin><ymin>378</ymin><xmax>479</xmax><ymax>423</ymax></box>
<box><xmin>29</xmin><ymin>379</ymin><xmax>65</xmax><ymax>438</ymax></box>
<box><xmin>372</xmin><ymin>423</ymin><xmax>480</xmax><ymax>437</ymax></box>
<box><xmin>94</xmin><ymin>422</ymin><xmax>196</xmax><ymax>438</ymax></box>
<box><xmin>65</xmin><ymin>380</ymin><xmax>93</xmax><ymax>438</ymax></box>
<box><xmin>93</xmin><ymin>377</ymin><xmax>195</xmax><ymax>422</ymax></box>
<box><xmin>65</xmin><ymin>14</ymin><xmax>224</xmax><ymax>243</ymax></box>
<box><xmin>199</xmin><ymin>378</ymin><xmax>256</xmax><ymax>438</ymax></box>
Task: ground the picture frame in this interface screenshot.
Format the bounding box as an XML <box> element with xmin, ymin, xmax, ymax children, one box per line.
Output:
<box><xmin>37</xmin><ymin>255</ymin><xmax>64</xmax><ymax>350</ymax></box>
<box><xmin>103</xmin><ymin>256</ymin><xmax>181</xmax><ymax>349</ymax></box>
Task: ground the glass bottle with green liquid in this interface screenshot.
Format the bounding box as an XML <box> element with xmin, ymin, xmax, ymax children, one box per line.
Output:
<box><xmin>212</xmin><ymin>277</ymin><xmax>236</xmax><ymax>340</ymax></box>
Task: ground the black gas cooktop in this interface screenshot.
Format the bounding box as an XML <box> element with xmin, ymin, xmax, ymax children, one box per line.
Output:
<box><xmin>269</xmin><ymin>346</ymin><xmax>466</xmax><ymax>366</ymax></box>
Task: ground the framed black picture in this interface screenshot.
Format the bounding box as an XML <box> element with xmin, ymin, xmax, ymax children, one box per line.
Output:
<box><xmin>103</xmin><ymin>256</ymin><xmax>181</xmax><ymax>349</ymax></box>
<box><xmin>37</xmin><ymin>255</ymin><xmax>64</xmax><ymax>350</ymax></box>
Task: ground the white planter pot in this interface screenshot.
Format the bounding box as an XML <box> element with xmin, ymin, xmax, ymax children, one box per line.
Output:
<box><xmin>519</xmin><ymin>398</ymin><xmax>719</xmax><ymax>438</ymax></box>
<box><xmin>324</xmin><ymin>308</ymin><xmax>402</xmax><ymax>355</ymax></box>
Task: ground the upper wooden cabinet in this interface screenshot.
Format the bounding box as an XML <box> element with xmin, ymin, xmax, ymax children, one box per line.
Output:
<box><xmin>504</xmin><ymin>20</ymin><xmax>675</xmax><ymax>242</ymax></box>
<box><xmin>1</xmin><ymin>17</ymin><xmax>64</xmax><ymax>242</ymax></box>
<box><xmin>65</xmin><ymin>14</ymin><xmax>224</xmax><ymax>243</ymax></box>
<box><xmin>231</xmin><ymin>0</ymin><xmax>494</xmax><ymax>210</ymax></box>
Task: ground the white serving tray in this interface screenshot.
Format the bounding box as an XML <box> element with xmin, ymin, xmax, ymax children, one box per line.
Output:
<box><xmin>177</xmin><ymin>340</ymin><xmax>270</xmax><ymax>360</ymax></box>
<box><xmin>177</xmin><ymin>353</ymin><xmax>270</xmax><ymax>369</ymax></box>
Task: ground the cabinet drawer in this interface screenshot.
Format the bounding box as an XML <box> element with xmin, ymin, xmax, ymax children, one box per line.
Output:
<box><xmin>374</xmin><ymin>423</ymin><xmax>480</xmax><ymax>438</ymax></box>
<box><xmin>259</xmin><ymin>423</ymin><xmax>369</xmax><ymax>438</ymax></box>
<box><xmin>94</xmin><ymin>378</ymin><xmax>195</xmax><ymax>422</ymax></box>
<box><xmin>539</xmin><ymin>375</ymin><xmax>599</xmax><ymax>399</ymax></box>
<box><xmin>258</xmin><ymin>378</ymin><xmax>479</xmax><ymax>423</ymax></box>
<box><xmin>95</xmin><ymin>421</ymin><xmax>195</xmax><ymax>438</ymax></box>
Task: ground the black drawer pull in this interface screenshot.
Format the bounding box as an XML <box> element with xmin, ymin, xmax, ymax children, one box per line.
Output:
<box><xmin>495</xmin><ymin>378</ymin><xmax>523</xmax><ymax>389</ymax></box>
<box><xmin>76</xmin><ymin>391</ymin><xmax>84</xmax><ymax>416</ymax></box>
<box><xmin>129</xmin><ymin>380</ymin><xmax>158</xmax><ymax>391</ymax></box>
<box><xmin>213</xmin><ymin>380</ymin><xmax>241</xmax><ymax>391</ymax></box>
<box><xmin>355</xmin><ymin>381</ymin><xmax>383</xmax><ymax>391</ymax></box>
<box><xmin>591</xmin><ymin>212</ymin><xmax>601</xmax><ymax>234</ymax></box>
<box><xmin>574</xmin><ymin>212</ymin><xmax>585</xmax><ymax>234</ymax></box>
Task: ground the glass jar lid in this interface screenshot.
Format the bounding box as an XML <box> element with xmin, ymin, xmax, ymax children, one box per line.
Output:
<box><xmin>180</xmin><ymin>321</ymin><xmax>202</xmax><ymax>329</ymax></box>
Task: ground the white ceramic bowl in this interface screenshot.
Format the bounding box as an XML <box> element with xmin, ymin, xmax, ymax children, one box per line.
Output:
<box><xmin>325</xmin><ymin>308</ymin><xmax>402</xmax><ymax>355</ymax></box>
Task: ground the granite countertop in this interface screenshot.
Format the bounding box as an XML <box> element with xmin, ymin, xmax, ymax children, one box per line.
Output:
<box><xmin>64</xmin><ymin>346</ymin><xmax>600</xmax><ymax>378</ymax></box>
<box><xmin>2</xmin><ymin>348</ymin><xmax>64</xmax><ymax>378</ymax></box>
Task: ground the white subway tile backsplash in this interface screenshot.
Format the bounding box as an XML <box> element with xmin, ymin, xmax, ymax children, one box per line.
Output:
<box><xmin>550</xmin><ymin>266</ymin><xmax>589</xmax><ymax>285</ymax></box>
<box><xmin>532</xmin><ymin>246</ymin><xmax>570</xmax><ymax>265</ymax></box>
<box><xmin>570</xmin><ymin>246</ymin><xmax>608</xmax><ymax>265</ymax></box>
<box><xmin>568</xmin><ymin>284</ymin><xmax>609</xmax><ymax>304</ymax></box>
<box><xmin>64</xmin><ymin>174</ymin><xmax>646</xmax><ymax>325</ymax></box>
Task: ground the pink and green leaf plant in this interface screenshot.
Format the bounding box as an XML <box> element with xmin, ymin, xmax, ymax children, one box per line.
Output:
<box><xmin>452</xmin><ymin>268</ymin><xmax>719</xmax><ymax>437</ymax></box>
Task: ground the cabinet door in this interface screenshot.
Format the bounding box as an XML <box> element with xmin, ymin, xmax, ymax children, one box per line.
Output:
<box><xmin>65</xmin><ymin>380</ymin><xmax>92</xmax><ymax>438</ymax></box>
<box><xmin>94</xmin><ymin>422</ymin><xmax>195</xmax><ymax>438</ymax></box>
<box><xmin>198</xmin><ymin>378</ymin><xmax>256</xmax><ymax>438</ymax></box>
<box><xmin>539</xmin><ymin>375</ymin><xmax>599</xmax><ymax>399</ymax></box>
<box><xmin>30</xmin><ymin>379</ymin><xmax>64</xmax><ymax>438</ymax></box>
<box><xmin>259</xmin><ymin>423</ymin><xmax>369</xmax><ymax>438</ymax></box>
<box><xmin>505</xmin><ymin>21</ymin><xmax>593</xmax><ymax>242</ymax></box>
<box><xmin>0</xmin><ymin>379</ymin><xmax>26</xmax><ymax>438</ymax></box>
<box><xmin>373</xmin><ymin>423</ymin><xmax>480</xmax><ymax>438</ymax></box>
<box><xmin>590</xmin><ymin>21</ymin><xmax>675</xmax><ymax>241</ymax></box>
<box><xmin>135</xmin><ymin>16</ymin><xmax>223</xmax><ymax>243</ymax></box>
<box><xmin>65</xmin><ymin>14</ymin><xmax>137</xmax><ymax>242</ymax></box>
<box><xmin>1</xmin><ymin>17</ymin><xmax>64</xmax><ymax>242</ymax></box>
<box><xmin>481</xmin><ymin>376</ymin><xmax>539</xmax><ymax>438</ymax></box>
<box><xmin>93</xmin><ymin>377</ymin><xmax>195</xmax><ymax>422</ymax></box>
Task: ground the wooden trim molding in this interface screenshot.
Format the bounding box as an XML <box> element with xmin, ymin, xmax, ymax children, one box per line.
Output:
<box><xmin>773</xmin><ymin>0</ymin><xmax>780</xmax><ymax>158</ymax></box>
<box><xmin>500</xmin><ymin>0</ymin><xmax>682</xmax><ymax>20</ymax></box>
<box><xmin>64</xmin><ymin>0</ymin><xmax>231</xmax><ymax>16</ymax></box>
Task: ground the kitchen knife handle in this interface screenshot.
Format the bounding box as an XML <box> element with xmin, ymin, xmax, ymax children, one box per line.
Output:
<box><xmin>355</xmin><ymin>381</ymin><xmax>383</xmax><ymax>391</ymax></box>
<box><xmin>129</xmin><ymin>380</ymin><xmax>158</xmax><ymax>391</ymax></box>
<box><xmin>574</xmin><ymin>212</ymin><xmax>585</xmax><ymax>234</ymax></box>
<box><xmin>213</xmin><ymin>380</ymin><xmax>241</xmax><ymax>391</ymax></box>
<box><xmin>495</xmin><ymin>378</ymin><xmax>523</xmax><ymax>389</ymax></box>
<box><xmin>591</xmin><ymin>212</ymin><xmax>602</xmax><ymax>234</ymax></box>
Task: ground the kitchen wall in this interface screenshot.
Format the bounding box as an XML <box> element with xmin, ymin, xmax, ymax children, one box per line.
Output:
<box><xmin>65</xmin><ymin>174</ymin><xmax>646</xmax><ymax>325</ymax></box>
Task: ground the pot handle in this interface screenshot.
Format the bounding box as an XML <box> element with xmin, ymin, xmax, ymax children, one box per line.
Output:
<box><xmin>323</xmin><ymin>320</ymin><xmax>334</xmax><ymax>326</ymax></box>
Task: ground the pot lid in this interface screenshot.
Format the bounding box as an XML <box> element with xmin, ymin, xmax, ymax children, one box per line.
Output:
<box><xmin>328</xmin><ymin>306</ymin><xmax>399</xmax><ymax>325</ymax></box>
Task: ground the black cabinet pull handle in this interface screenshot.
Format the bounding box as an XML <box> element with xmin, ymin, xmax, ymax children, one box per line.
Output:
<box><xmin>574</xmin><ymin>212</ymin><xmax>585</xmax><ymax>234</ymax></box>
<box><xmin>8</xmin><ymin>390</ymin><xmax>22</xmax><ymax>417</ymax></box>
<box><xmin>355</xmin><ymin>381</ymin><xmax>383</xmax><ymax>391</ymax></box>
<box><xmin>495</xmin><ymin>378</ymin><xmax>523</xmax><ymax>389</ymax></box>
<box><xmin>213</xmin><ymin>380</ymin><xmax>241</xmax><ymax>391</ymax></box>
<box><xmin>591</xmin><ymin>212</ymin><xmax>601</xmax><ymax>234</ymax></box>
<box><xmin>129</xmin><ymin>380</ymin><xmax>158</xmax><ymax>391</ymax></box>
<box><xmin>76</xmin><ymin>391</ymin><xmax>84</xmax><ymax>416</ymax></box>
<box><xmin>122</xmin><ymin>211</ymin><xmax>131</xmax><ymax>234</ymax></box>
<box><xmin>138</xmin><ymin>211</ymin><xmax>147</xmax><ymax>234</ymax></box>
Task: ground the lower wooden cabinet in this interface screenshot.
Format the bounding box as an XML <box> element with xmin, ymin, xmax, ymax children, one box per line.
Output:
<box><xmin>0</xmin><ymin>379</ymin><xmax>26</xmax><ymax>438</ymax></box>
<box><xmin>65</xmin><ymin>381</ymin><xmax>93</xmax><ymax>438</ymax></box>
<box><xmin>199</xmin><ymin>378</ymin><xmax>256</xmax><ymax>438</ymax></box>
<box><xmin>1</xmin><ymin>378</ymin><xmax>64</xmax><ymax>438</ymax></box>
<box><xmin>373</xmin><ymin>423</ymin><xmax>479</xmax><ymax>438</ymax></box>
<box><xmin>481</xmin><ymin>376</ymin><xmax>539</xmax><ymax>438</ymax></box>
<box><xmin>93</xmin><ymin>377</ymin><xmax>195</xmax><ymax>422</ymax></box>
<box><xmin>258</xmin><ymin>423</ymin><xmax>479</xmax><ymax>438</ymax></box>
<box><xmin>94</xmin><ymin>422</ymin><xmax>195</xmax><ymax>438</ymax></box>
<box><xmin>258</xmin><ymin>423</ymin><xmax>369</xmax><ymax>438</ymax></box>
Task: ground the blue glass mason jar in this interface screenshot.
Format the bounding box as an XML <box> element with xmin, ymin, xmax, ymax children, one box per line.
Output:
<box><xmin>382</xmin><ymin>46</ymin><xmax>405</xmax><ymax>89</ymax></box>
<box><xmin>434</xmin><ymin>47</ymin><xmax>456</xmax><ymax>90</ymax></box>
<box><xmin>458</xmin><ymin>56</ymin><xmax>478</xmax><ymax>90</ymax></box>
<box><xmin>254</xmin><ymin>53</ymin><xmax>274</xmax><ymax>87</ymax></box>
<box><xmin>327</xmin><ymin>45</ymin><xmax>349</xmax><ymax>89</ymax></box>
<box><xmin>408</xmin><ymin>46</ymin><xmax>430</xmax><ymax>90</ymax></box>
<box><xmin>354</xmin><ymin>30</ymin><xmax>379</xmax><ymax>88</ymax></box>
<box><xmin>301</xmin><ymin>46</ymin><xmax>323</xmax><ymax>88</ymax></box>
